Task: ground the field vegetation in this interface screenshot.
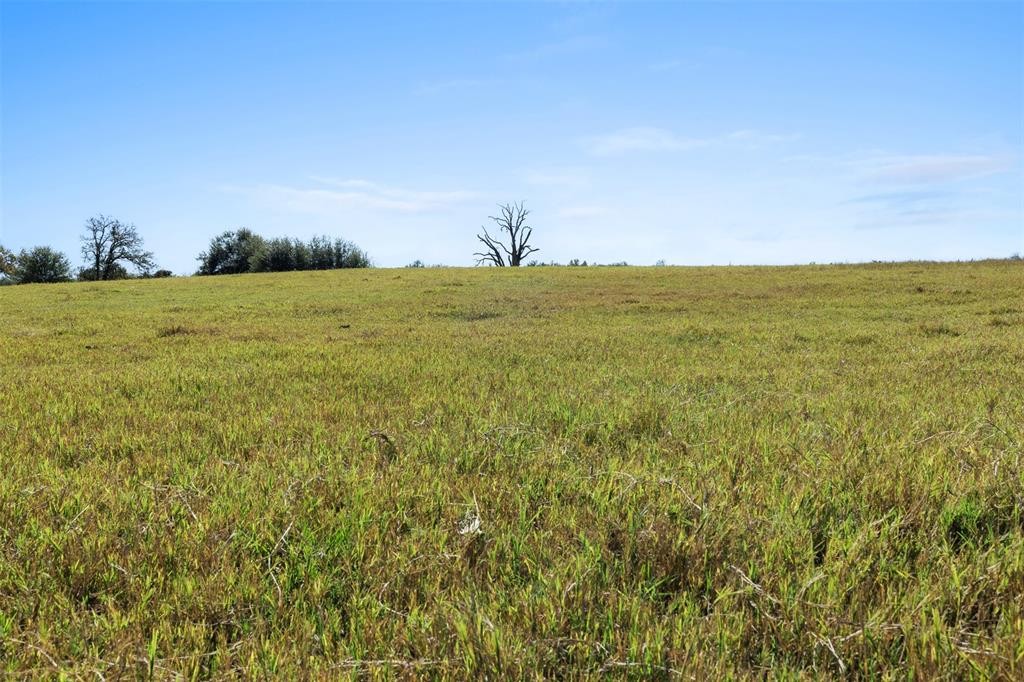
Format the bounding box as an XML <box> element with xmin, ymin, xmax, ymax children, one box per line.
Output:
<box><xmin>1</xmin><ymin>260</ymin><xmax>1022</xmax><ymax>678</ymax></box>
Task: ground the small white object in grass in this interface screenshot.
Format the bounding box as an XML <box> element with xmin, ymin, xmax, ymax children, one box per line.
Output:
<box><xmin>458</xmin><ymin>496</ymin><xmax>483</xmax><ymax>535</ymax></box>
<box><xmin>459</xmin><ymin>509</ymin><xmax>481</xmax><ymax>535</ymax></box>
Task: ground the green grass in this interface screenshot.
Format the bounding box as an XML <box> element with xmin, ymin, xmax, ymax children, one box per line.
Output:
<box><xmin>1</xmin><ymin>260</ymin><xmax>1022</xmax><ymax>678</ymax></box>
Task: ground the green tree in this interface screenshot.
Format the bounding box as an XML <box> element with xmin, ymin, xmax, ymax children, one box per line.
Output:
<box><xmin>197</xmin><ymin>229</ymin><xmax>265</xmax><ymax>275</ymax></box>
<box><xmin>78</xmin><ymin>263</ymin><xmax>130</xmax><ymax>281</ymax></box>
<box><xmin>331</xmin><ymin>238</ymin><xmax>371</xmax><ymax>268</ymax></box>
<box><xmin>14</xmin><ymin>247</ymin><xmax>73</xmax><ymax>284</ymax></box>
<box><xmin>250</xmin><ymin>237</ymin><xmax>296</xmax><ymax>273</ymax></box>
<box><xmin>308</xmin><ymin>236</ymin><xmax>336</xmax><ymax>269</ymax></box>
<box><xmin>0</xmin><ymin>245</ymin><xmax>16</xmax><ymax>278</ymax></box>
<box><xmin>80</xmin><ymin>215</ymin><xmax>155</xmax><ymax>280</ymax></box>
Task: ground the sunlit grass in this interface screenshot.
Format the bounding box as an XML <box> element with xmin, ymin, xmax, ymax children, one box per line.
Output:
<box><xmin>1</xmin><ymin>260</ymin><xmax>1022</xmax><ymax>677</ymax></box>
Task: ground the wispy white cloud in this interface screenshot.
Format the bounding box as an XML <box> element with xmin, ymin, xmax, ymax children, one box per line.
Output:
<box><xmin>845</xmin><ymin>189</ymin><xmax>957</xmax><ymax>228</ymax></box>
<box><xmin>858</xmin><ymin>154</ymin><xmax>1015</xmax><ymax>184</ymax></box>
<box><xmin>221</xmin><ymin>178</ymin><xmax>477</xmax><ymax>214</ymax></box>
<box><xmin>830</xmin><ymin>146</ymin><xmax>1022</xmax><ymax>233</ymax></box>
<box><xmin>584</xmin><ymin>127</ymin><xmax>705</xmax><ymax>155</ymax></box>
<box><xmin>724</xmin><ymin>130</ymin><xmax>801</xmax><ymax>146</ymax></box>
<box><xmin>525</xmin><ymin>168</ymin><xmax>591</xmax><ymax>189</ymax></box>
<box><xmin>782</xmin><ymin>148</ymin><xmax>1017</xmax><ymax>188</ymax></box>
<box><xmin>506</xmin><ymin>35</ymin><xmax>607</xmax><ymax>62</ymax></box>
<box><xmin>413</xmin><ymin>78</ymin><xmax>487</xmax><ymax>96</ymax></box>
<box><xmin>844</xmin><ymin>190</ymin><xmax>951</xmax><ymax>208</ymax></box>
<box><xmin>309</xmin><ymin>178</ymin><xmax>477</xmax><ymax>205</ymax></box>
<box><xmin>851</xmin><ymin>207</ymin><xmax>1017</xmax><ymax>230</ymax></box>
<box><xmin>583</xmin><ymin>127</ymin><xmax>798</xmax><ymax>156</ymax></box>
<box><xmin>556</xmin><ymin>205</ymin><xmax>606</xmax><ymax>219</ymax></box>
<box><xmin>735</xmin><ymin>229</ymin><xmax>784</xmax><ymax>243</ymax></box>
<box><xmin>647</xmin><ymin>46</ymin><xmax>744</xmax><ymax>74</ymax></box>
<box><xmin>843</xmin><ymin>184</ymin><xmax>1019</xmax><ymax>231</ymax></box>
<box><xmin>648</xmin><ymin>59</ymin><xmax>683</xmax><ymax>72</ymax></box>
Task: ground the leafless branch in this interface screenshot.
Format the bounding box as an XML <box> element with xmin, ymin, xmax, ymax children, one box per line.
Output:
<box><xmin>474</xmin><ymin>201</ymin><xmax>538</xmax><ymax>266</ymax></box>
<box><xmin>80</xmin><ymin>214</ymin><xmax>155</xmax><ymax>279</ymax></box>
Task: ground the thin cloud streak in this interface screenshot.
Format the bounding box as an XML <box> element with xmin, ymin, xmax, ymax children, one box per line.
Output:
<box><xmin>844</xmin><ymin>190</ymin><xmax>952</xmax><ymax>207</ymax></box>
<box><xmin>505</xmin><ymin>35</ymin><xmax>607</xmax><ymax>62</ymax></box>
<box><xmin>858</xmin><ymin>154</ymin><xmax>1015</xmax><ymax>185</ymax></box>
<box><xmin>525</xmin><ymin>169</ymin><xmax>591</xmax><ymax>189</ymax></box>
<box><xmin>851</xmin><ymin>208</ymin><xmax>1019</xmax><ymax>230</ymax></box>
<box><xmin>413</xmin><ymin>78</ymin><xmax>487</xmax><ymax>96</ymax></box>
<box><xmin>648</xmin><ymin>59</ymin><xmax>683</xmax><ymax>72</ymax></box>
<box><xmin>221</xmin><ymin>179</ymin><xmax>477</xmax><ymax>215</ymax></box>
<box><xmin>557</xmin><ymin>205</ymin><xmax>606</xmax><ymax>219</ymax></box>
<box><xmin>583</xmin><ymin>127</ymin><xmax>798</xmax><ymax>156</ymax></box>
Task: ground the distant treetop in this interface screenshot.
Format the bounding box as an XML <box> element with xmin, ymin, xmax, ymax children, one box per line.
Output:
<box><xmin>197</xmin><ymin>230</ymin><xmax>370</xmax><ymax>275</ymax></box>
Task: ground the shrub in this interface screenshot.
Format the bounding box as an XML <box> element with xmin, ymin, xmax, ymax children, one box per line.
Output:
<box><xmin>201</xmin><ymin>232</ymin><xmax>370</xmax><ymax>274</ymax></box>
<box><xmin>251</xmin><ymin>237</ymin><xmax>297</xmax><ymax>273</ymax></box>
<box><xmin>308</xmin><ymin>236</ymin><xmax>336</xmax><ymax>270</ymax></box>
<box><xmin>331</xmin><ymin>238</ymin><xmax>371</xmax><ymax>269</ymax></box>
<box><xmin>196</xmin><ymin>229</ymin><xmax>266</xmax><ymax>275</ymax></box>
<box><xmin>13</xmin><ymin>246</ymin><xmax>73</xmax><ymax>284</ymax></box>
<box><xmin>78</xmin><ymin>263</ymin><xmax>130</xmax><ymax>281</ymax></box>
<box><xmin>0</xmin><ymin>244</ymin><xmax>15</xmax><ymax>278</ymax></box>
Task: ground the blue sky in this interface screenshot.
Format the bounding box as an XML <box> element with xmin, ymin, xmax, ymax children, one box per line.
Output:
<box><xmin>2</xmin><ymin>1</ymin><xmax>1022</xmax><ymax>272</ymax></box>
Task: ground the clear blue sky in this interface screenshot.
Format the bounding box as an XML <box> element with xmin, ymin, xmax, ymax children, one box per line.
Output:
<box><xmin>2</xmin><ymin>1</ymin><xmax>1022</xmax><ymax>272</ymax></box>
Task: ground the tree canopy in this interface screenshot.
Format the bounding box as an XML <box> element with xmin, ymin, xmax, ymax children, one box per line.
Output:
<box><xmin>80</xmin><ymin>215</ymin><xmax>155</xmax><ymax>280</ymax></box>
<box><xmin>13</xmin><ymin>247</ymin><xmax>73</xmax><ymax>284</ymax></box>
<box><xmin>198</xmin><ymin>230</ymin><xmax>370</xmax><ymax>275</ymax></box>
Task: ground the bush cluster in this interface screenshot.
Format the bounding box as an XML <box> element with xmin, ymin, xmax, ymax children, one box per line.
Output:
<box><xmin>197</xmin><ymin>230</ymin><xmax>370</xmax><ymax>275</ymax></box>
<box><xmin>1</xmin><ymin>246</ymin><xmax>74</xmax><ymax>284</ymax></box>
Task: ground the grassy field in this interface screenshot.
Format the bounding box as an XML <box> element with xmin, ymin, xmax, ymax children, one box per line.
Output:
<box><xmin>1</xmin><ymin>261</ymin><xmax>1022</xmax><ymax>678</ymax></box>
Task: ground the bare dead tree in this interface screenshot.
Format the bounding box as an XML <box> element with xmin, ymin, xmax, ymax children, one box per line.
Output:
<box><xmin>80</xmin><ymin>215</ymin><xmax>154</xmax><ymax>280</ymax></box>
<box><xmin>474</xmin><ymin>201</ymin><xmax>539</xmax><ymax>266</ymax></box>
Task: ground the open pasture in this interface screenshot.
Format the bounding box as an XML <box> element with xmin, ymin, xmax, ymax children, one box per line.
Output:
<box><xmin>1</xmin><ymin>261</ymin><xmax>1022</xmax><ymax>678</ymax></box>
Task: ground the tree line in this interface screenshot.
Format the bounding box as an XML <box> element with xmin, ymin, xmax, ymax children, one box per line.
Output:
<box><xmin>0</xmin><ymin>201</ymin><xmax>601</xmax><ymax>284</ymax></box>
<box><xmin>196</xmin><ymin>229</ymin><xmax>369</xmax><ymax>275</ymax></box>
<box><xmin>0</xmin><ymin>216</ymin><xmax>371</xmax><ymax>285</ymax></box>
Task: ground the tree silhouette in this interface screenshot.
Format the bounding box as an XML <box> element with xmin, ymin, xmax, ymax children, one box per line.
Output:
<box><xmin>475</xmin><ymin>201</ymin><xmax>538</xmax><ymax>267</ymax></box>
<box><xmin>80</xmin><ymin>215</ymin><xmax>154</xmax><ymax>280</ymax></box>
